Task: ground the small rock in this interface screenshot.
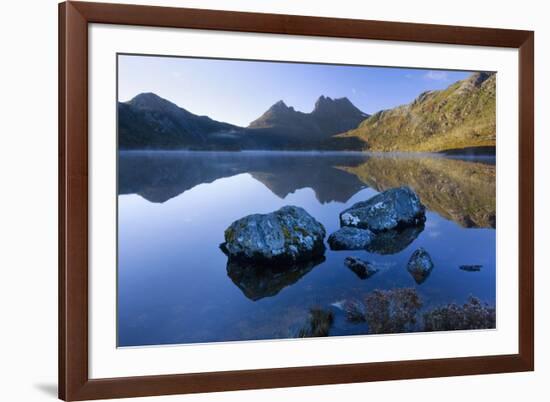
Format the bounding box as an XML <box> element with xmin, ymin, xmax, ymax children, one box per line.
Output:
<box><xmin>344</xmin><ymin>256</ymin><xmax>378</xmax><ymax>280</ymax></box>
<box><xmin>459</xmin><ymin>264</ymin><xmax>482</xmax><ymax>272</ymax></box>
<box><xmin>221</xmin><ymin>205</ymin><xmax>326</xmax><ymax>263</ymax></box>
<box><xmin>407</xmin><ymin>248</ymin><xmax>434</xmax><ymax>284</ymax></box>
<box><xmin>339</xmin><ymin>187</ymin><xmax>426</xmax><ymax>232</ymax></box>
<box><xmin>328</xmin><ymin>227</ymin><xmax>374</xmax><ymax>250</ymax></box>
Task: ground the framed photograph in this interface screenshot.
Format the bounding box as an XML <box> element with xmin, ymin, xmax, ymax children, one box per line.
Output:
<box><xmin>59</xmin><ymin>1</ymin><xmax>534</xmax><ymax>400</ymax></box>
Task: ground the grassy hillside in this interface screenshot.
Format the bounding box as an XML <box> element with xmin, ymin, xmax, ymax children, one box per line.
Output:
<box><xmin>338</xmin><ymin>72</ymin><xmax>496</xmax><ymax>152</ymax></box>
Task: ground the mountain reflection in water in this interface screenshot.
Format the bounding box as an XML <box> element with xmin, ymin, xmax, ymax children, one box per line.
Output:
<box><xmin>338</xmin><ymin>156</ymin><xmax>496</xmax><ymax>228</ymax></box>
<box><xmin>119</xmin><ymin>151</ymin><xmax>495</xmax><ymax>229</ymax></box>
<box><xmin>117</xmin><ymin>151</ymin><xmax>496</xmax><ymax>346</ymax></box>
<box><xmin>119</xmin><ymin>151</ymin><xmax>368</xmax><ymax>204</ymax></box>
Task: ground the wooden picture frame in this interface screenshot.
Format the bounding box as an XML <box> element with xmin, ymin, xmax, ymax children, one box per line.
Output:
<box><xmin>59</xmin><ymin>1</ymin><xmax>534</xmax><ymax>400</ymax></box>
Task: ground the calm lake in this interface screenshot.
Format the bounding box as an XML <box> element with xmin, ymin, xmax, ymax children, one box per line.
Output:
<box><xmin>117</xmin><ymin>151</ymin><xmax>496</xmax><ymax>347</ymax></box>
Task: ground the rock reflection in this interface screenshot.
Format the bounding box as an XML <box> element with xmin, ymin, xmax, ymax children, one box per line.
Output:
<box><xmin>226</xmin><ymin>256</ymin><xmax>325</xmax><ymax>301</ymax></box>
<box><xmin>408</xmin><ymin>269</ymin><xmax>432</xmax><ymax>285</ymax></box>
<box><xmin>366</xmin><ymin>225</ymin><xmax>425</xmax><ymax>255</ymax></box>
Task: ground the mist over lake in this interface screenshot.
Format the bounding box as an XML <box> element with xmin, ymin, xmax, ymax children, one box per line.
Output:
<box><xmin>117</xmin><ymin>151</ymin><xmax>496</xmax><ymax>346</ymax></box>
<box><xmin>117</xmin><ymin>57</ymin><xmax>497</xmax><ymax>346</ymax></box>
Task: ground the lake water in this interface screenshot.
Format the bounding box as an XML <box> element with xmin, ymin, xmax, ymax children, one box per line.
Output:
<box><xmin>117</xmin><ymin>151</ymin><xmax>496</xmax><ymax>347</ymax></box>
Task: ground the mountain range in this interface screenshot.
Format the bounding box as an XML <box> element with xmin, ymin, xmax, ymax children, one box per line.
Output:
<box><xmin>118</xmin><ymin>72</ymin><xmax>496</xmax><ymax>153</ymax></box>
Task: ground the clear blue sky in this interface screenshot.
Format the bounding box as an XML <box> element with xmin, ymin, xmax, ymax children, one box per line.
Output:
<box><xmin>118</xmin><ymin>54</ymin><xmax>472</xmax><ymax>127</ymax></box>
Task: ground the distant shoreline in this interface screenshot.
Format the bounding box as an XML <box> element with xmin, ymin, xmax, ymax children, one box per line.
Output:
<box><xmin>439</xmin><ymin>146</ymin><xmax>496</xmax><ymax>156</ymax></box>
<box><xmin>119</xmin><ymin>146</ymin><xmax>496</xmax><ymax>159</ymax></box>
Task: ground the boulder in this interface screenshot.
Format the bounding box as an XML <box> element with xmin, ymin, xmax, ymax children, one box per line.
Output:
<box><xmin>344</xmin><ymin>256</ymin><xmax>378</xmax><ymax>280</ymax></box>
<box><xmin>406</xmin><ymin>248</ymin><xmax>434</xmax><ymax>284</ymax></box>
<box><xmin>339</xmin><ymin>187</ymin><xmax>425</xmax><ymax>232</ymax></box>
<box><xmin>328</xmin><ymin>227</ymin><xmax>374</xmax><ymax>250</ymax></box>
<box><xmin>221</xmin><ymin>205</ymin><xmax>326</xmax><ymax>263</ymax></box>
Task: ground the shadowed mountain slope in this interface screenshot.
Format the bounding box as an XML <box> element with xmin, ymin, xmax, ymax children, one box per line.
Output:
<box><xmin>118</xmin><ymin>93</ymin><xmax>368</xmax><ymax>151</ymax></box>
<box><xmin>246</xmin><ymin>96</ymin><xmax>369</xmax><ymax>149</ymax></box>
<box><xmin>118</xmin><ymin>93</ymin><xmax>243</xmax><ymax>150</ymax></box>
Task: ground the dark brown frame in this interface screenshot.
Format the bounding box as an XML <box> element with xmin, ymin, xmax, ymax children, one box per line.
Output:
<box><xmin>59</xmin><ymin>1</ymin><xmax>534</xmax><ymax>400</ymax></box>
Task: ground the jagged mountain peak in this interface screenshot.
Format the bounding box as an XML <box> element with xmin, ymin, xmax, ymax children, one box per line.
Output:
<box><xmin>248</xmin><ymin>95</ymin><xmax>368</xmax><ymax>144</ymax></box>
<box><xmin>264</xmin><ymin>96</ymin><xmax>362</xmax><ymax>116</ymax></box>
<box><xmin>314</xmin><ymin>95</ymin><xmax>333</xmax><ymax>105</ymax></box>
<box><xmin>314</xmin><ymin>95</ymin><xmax>352</xmax><ymax>109</ymax></box>
<box><xmin>312</xmin><ymin>95</ymin><xmax>367</xmax><ymax>119</ymax></box>
<box><xmin>268</xmin><ymin>100</ymin><xmax>294</xmax><ymax>112</ymax></box>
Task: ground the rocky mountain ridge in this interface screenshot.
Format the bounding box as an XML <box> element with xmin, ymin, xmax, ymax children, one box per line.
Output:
<box><xmin>338</xmin><ymin>72</ymin><xmax>496</xmax><ymax>152</ymax></box>
<box><xmin>118</xmin><ymin>72</ymin><xmax>496</xmax><ymax>152</ymax></box>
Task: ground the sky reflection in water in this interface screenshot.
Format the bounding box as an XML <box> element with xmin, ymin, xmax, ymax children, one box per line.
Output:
<box><xmin>117</xmin><ymin>151</ymin><xmax>496</xmax><ymax>347</ymax></box>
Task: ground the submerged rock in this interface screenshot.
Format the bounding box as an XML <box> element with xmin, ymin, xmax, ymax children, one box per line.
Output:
<box><xmin>226</xmin><ymin>256</ymin><xmax>325</xmax><ymax>301</ymax></box>
<box><xmin>221</xmin><ymin>205</ymin><xmax>326</xmax><ymax>263</ymax></box>
<box><xmin>407</xmin><ymin>248</ymin><xmax>434</xmax><ymax>284</ymax></box>
<box><xmin>328</xmin><ymin>227</ymin><xmax>374</xmax><ymax>250</ymax></box>
<box><xmin>343</xmin><ymin>300</ymin><xmax>367</xmax><ymax>323</ymax></box>
<box><xmin>339</xmin><ymin>186</ymin><xmax>425</xmax><ymax>232</ymax></box>
<box><xmin>344</xmin><ymin>288</ymin><xmax>422</xmax><ymax>334</ymax></box>
<box><xmin>297</xmin><ymin>307</ymin><xmax>334</xmax><ymax>337</ymax></box>
<box><xmin>366</xmin><ymin>225</ymin><xmax>424</xmax><ymax>255</ymax></box>
<box><xmin>344</xmin><ymin>256</ymin><xmax>378</xmax><ymax>280</ymax></box>
<box><xmin>459</xmin><ymin>264</ymin><xmax>482</xmax><ymax>272</ymax></box>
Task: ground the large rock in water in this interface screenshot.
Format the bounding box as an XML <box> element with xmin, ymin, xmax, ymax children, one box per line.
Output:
<box><xmin>339</xmin><ymin>186</ymin><xmax>426</xmax><ymax>232</ymax></box>
<box><xmin>221</xmin><ymin>205</ymin><xmax>326</xmax><ymax>263</ymax></box>
<box><xmin>328</xmin><ymin>227</ymin><xmax>374</xmax><ymax>250</ymax></box>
